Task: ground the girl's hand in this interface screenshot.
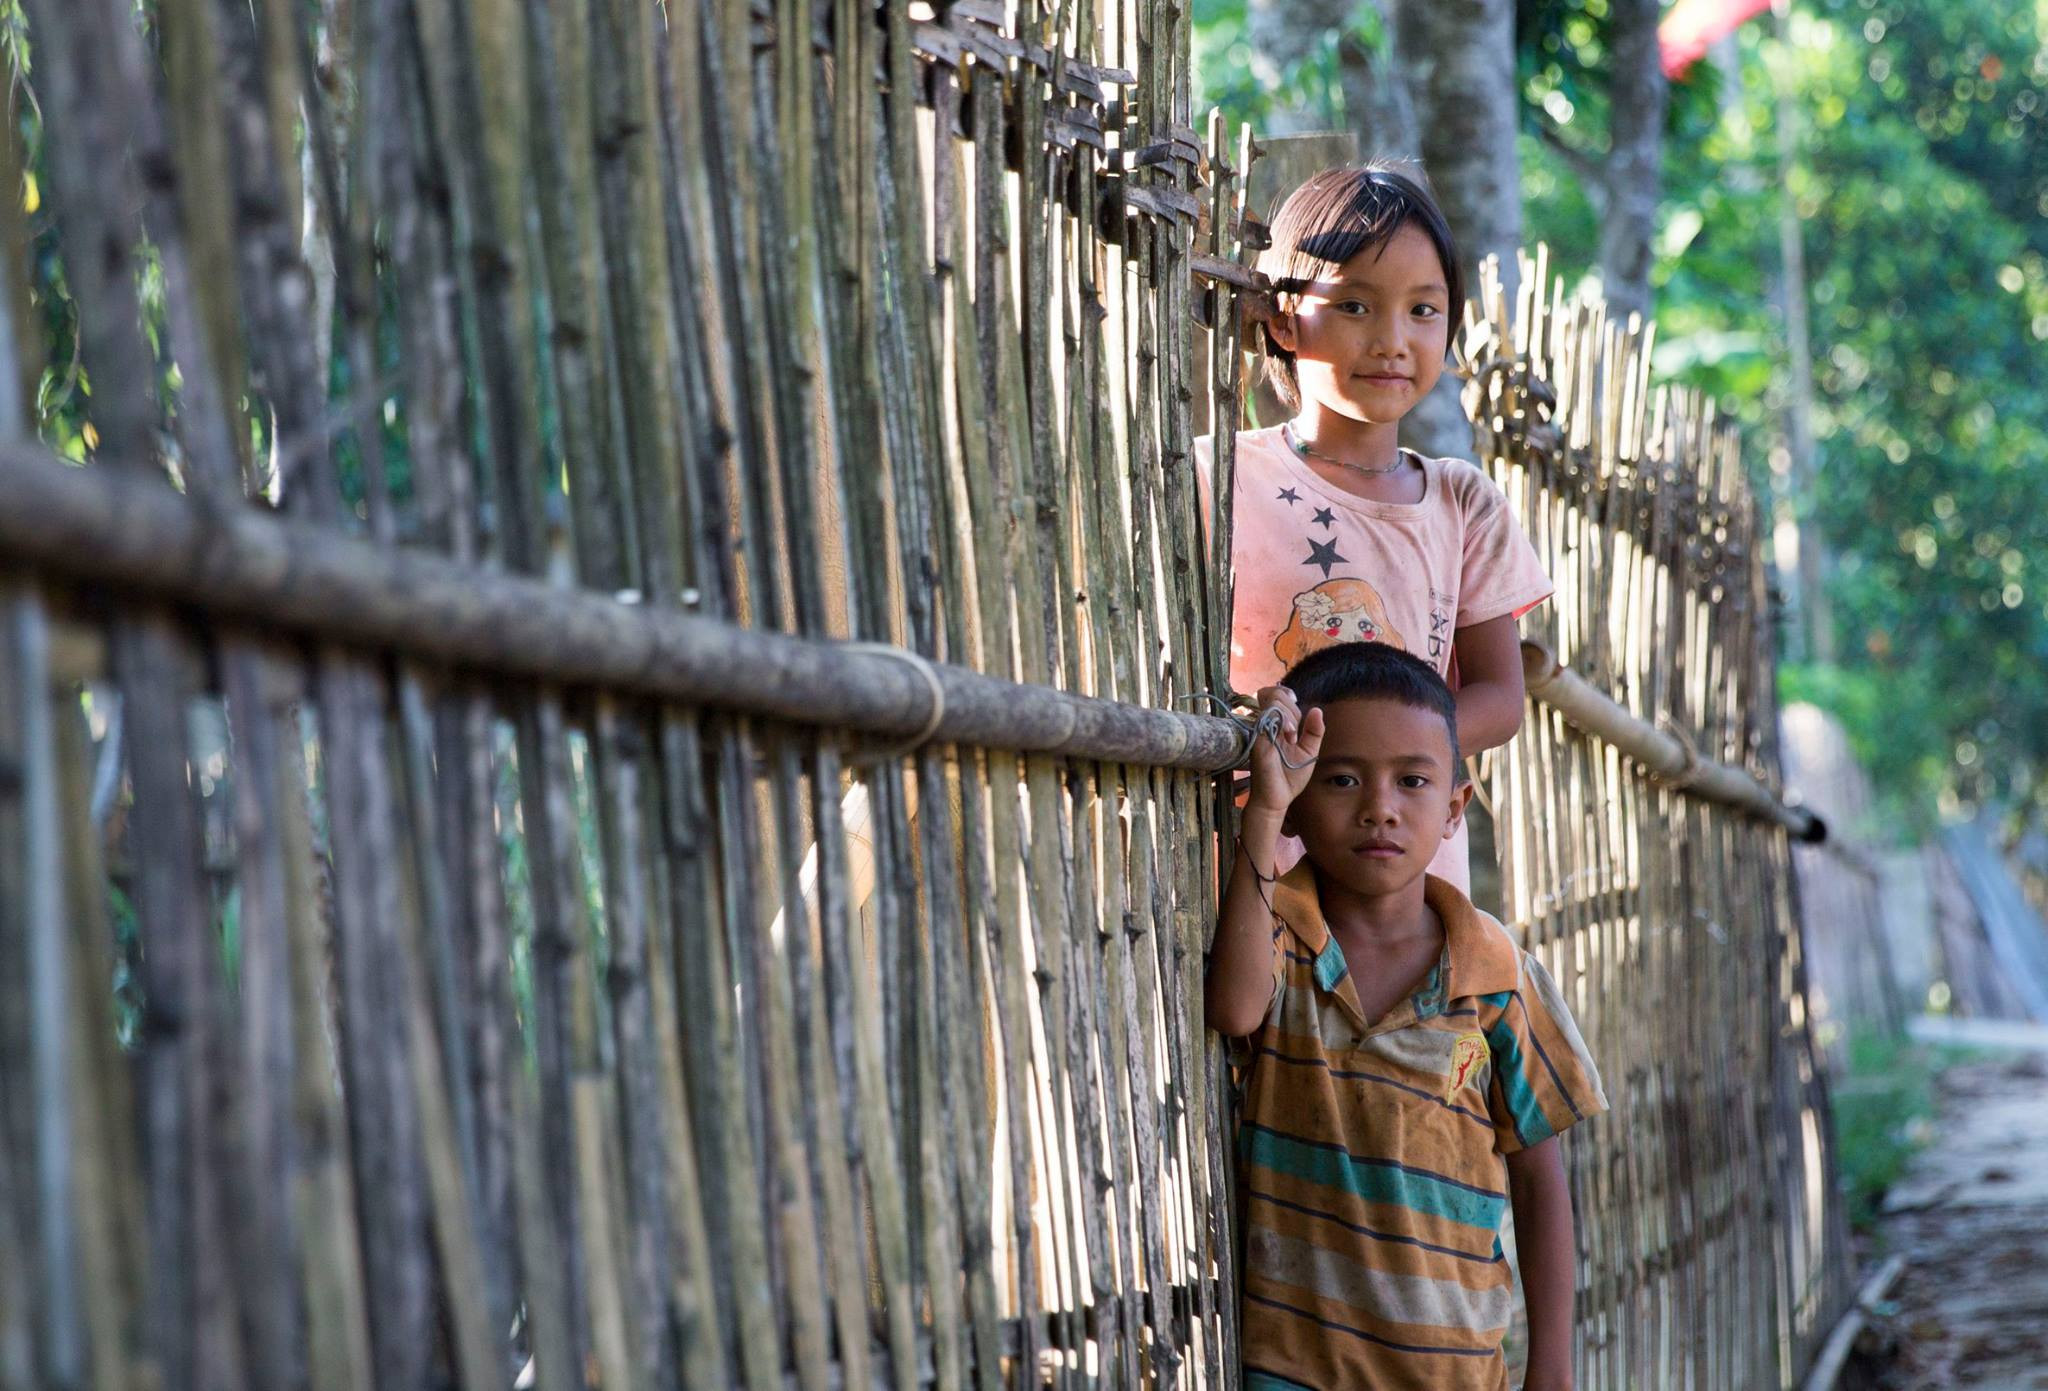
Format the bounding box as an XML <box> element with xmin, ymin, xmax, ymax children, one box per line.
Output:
<box><xmin>1246</xmin><ymin>685</ymin><xmax>1323</xmax><ymax>815</ymax></box>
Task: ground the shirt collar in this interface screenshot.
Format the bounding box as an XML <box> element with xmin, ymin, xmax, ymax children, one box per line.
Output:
<box><xmin>1271</xmin><ymin>863</ymin><xmax>1523</xmax><ymax>1006</ymax></box>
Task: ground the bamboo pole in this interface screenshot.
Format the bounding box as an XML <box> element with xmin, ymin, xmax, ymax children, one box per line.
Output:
<box><xmin>10</xmin><ymin>591</ymin><xmax>81</xmax><ymax>1386</ymax></box>
<box><xmin>0</xmin><ymin>448</ymin><xmax>1243</xmax><ymax>772</ymax></box>
<box><xmin>1521</xmin><ymin>639</ymin><xmax>1826</xmax><ymax>843</ymax></box>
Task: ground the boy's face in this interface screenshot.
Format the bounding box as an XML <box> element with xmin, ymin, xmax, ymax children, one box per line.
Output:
<box><xmin>1271</xmin><ymin>221</ymin><xmax>1451</xmax><ymax>427</ymax></box>
<box><xmin>1281</xmin><ymin>695</ymin><xmax>1471</xmax><ymax>897</ymax></box>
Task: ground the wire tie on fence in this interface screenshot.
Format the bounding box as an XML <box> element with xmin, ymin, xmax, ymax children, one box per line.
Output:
<box><xmin>1652</xmin><ymin>716</ymin><xmax>1707</xmax><ymax>791</ymax></box>
<box><xmin>843</xmin><ymin>642</ymin><xmax>947</xmax><ymax>764</ymax></box>
<box><xmin>1183</xmin><ymin>692</ymin><xmax>1256</xmax><ymax>769</ymax></box>
<box><xmin>1182</xmin><ymin>691</ymin><xmax>1316</xmax><ymax>772</ymax></box>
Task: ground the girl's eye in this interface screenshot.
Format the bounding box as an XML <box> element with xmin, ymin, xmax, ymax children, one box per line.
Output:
<box><xmin>1412</xmin><ymin>304</ymin><xmax>1442</xmax><ymax>320</ymax></box>
<box><xmin>1333</xmin><ymin>301</ymin><xmax>1367</xmax><ymax>315</ymax></box>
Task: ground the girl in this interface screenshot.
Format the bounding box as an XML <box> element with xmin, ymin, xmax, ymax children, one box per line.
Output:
<box><xmin>1197</xmin><ymin>162</ymin><xmax>1550</xmax><ymax>893</ymax></box>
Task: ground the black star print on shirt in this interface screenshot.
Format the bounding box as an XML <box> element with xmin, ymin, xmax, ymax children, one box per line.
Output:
<box><xmin>1276</xmin><ymin>487</ymin><xmax>1300</xmax><ymax>505</ymax></box>
<box><xmin>1303</xmin><ymin>537</ymin><xmax>1347</xmax><ymax>578</ymax></box>
<box><xmin>1311</xmin><ymin>506</ymin><xmax>1335</xmax><ymax>529</ymax></box>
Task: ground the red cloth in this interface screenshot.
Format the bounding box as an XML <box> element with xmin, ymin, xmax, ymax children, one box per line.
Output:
<box><xmin>1659</xmin><ymin>0</ymin><xmax>1773</xmax><ymax>77</ymax></box>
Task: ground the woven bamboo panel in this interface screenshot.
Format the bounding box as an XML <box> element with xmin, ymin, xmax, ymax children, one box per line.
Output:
<box><xmin>1466</xmin><ymin>252</ymin><xmax>1855</xmax><ymax>1387</ymax></box>
<box><xmin>0</xmin><ymin>1</ymin><xmax>1241</xmax><ymax>1387</ymax></box>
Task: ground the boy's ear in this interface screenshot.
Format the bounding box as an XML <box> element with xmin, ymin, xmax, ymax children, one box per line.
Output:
<box><xmin>1443</xmin><ymin>779</ymin><xmax>1474</xmax><ymax>839</ymax></box>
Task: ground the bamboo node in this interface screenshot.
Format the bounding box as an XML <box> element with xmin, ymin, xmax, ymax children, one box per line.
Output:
<box><xmin>1653</xmin><ymin>716</ymin><xmax>1708</xmax><ymax>791</ymax></box>
<box><xmin>842</xmin><ymin>642</ymin><xmax>947</xmax><ymax>763</ymax></box>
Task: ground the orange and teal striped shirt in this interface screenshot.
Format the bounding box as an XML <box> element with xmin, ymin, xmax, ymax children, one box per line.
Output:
<box><xmin>1236</xmin><ymin>865</ymin><xmax>1606</xmax><ymax>1391</ymax></box>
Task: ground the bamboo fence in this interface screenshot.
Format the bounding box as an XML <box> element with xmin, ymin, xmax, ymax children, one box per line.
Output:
<box><xmin>1454</xmin><ymin>249</ymin><xmax>1855</xmax><ymax>1387</ymax></box>
<box><xmin>0</xmin><ymin>0</ymin><xmax>1249</xmax><ymax>1387</ymax></box>
<box><xmin>0</xmin><ymin>0</ymin><xmax>1855</xmax><ymax>1389</ymax></box>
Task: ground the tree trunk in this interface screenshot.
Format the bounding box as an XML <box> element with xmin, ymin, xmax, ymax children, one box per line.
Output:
<box><xmin>1396</xmin><ymin>0</ymin><xmax>1521</xmax><ymax>291</ymax></box>
<box><xmin>1391</xmin><ymin>0</ymin><xmax>1520</xmax><ymax>461</ymax></box>
<box><xmin>1770</xmin><ymin>14</ymin><xmax>1834</xmax><ymax>666</ymax></box>
<box><xmin>1246</xmin><ymin>0</ymin><xmax>1359</xmax><ymax>134</ymax></box>
<box><xmin>1333</xmin><ymin>1</ymin><xmax>1418</xmax><ymax>161</ymax></box>
<box><xmin>1599</xmin><ymin>0</ymin><xmax>1668</xmax><ymax>324</ymax></box>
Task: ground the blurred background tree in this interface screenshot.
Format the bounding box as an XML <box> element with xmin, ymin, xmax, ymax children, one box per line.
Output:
<box><xmin>1193</xmin><ymin>0</ymin><xmax>2048</xmax><ymax>840</ymax></box>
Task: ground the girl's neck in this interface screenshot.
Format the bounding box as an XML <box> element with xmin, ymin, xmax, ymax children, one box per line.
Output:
<box><xmin>1293</xmin><ymin>400</ymin><xmax>1400</xmax><ymax>468</ymax></box>
<box><xmin>1287</xmin><ymin>402</ymin><xmax>1422</xmax><ymax>504</ymax></box>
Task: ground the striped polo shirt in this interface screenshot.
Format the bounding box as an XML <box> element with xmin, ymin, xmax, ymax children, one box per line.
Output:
<box><xmin>1237</xmin><ymin>864</ymin><xmax>1606</xmax><ymax>1391</ymax></box>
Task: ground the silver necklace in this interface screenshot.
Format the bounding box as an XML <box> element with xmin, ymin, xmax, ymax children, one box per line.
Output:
<box><xmin>1283</xmin><ymin>419</ymin><xmax>1409</xmax><ymax>477</ymax></box>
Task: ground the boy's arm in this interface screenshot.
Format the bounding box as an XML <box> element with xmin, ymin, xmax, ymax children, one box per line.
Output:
<box><xmin>1206</xmin><ymin>807</ymin><xmax>1289</xmax><ymax>1036</ymax></box>
<box><xmin>1505</xmin><ymin>1137</ymin><xmax>1577</xmax><ymax>1391</ymax></box>
<box><xmin>1451</xmin><ymin>613</ymin><xmax>1527</xmax><ymax>754</ymax></box>
<box><xmin>1205</xmin><ymin>687</ymin><xmax>1322</xmax><ymax>1038</ymax></box>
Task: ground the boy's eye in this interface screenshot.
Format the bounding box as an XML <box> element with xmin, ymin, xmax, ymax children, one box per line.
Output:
<box><xmin>1332</xmin><ymin>301</ymin><xmax>1368</xmax><ymax>315</ymax></box>
<box><xmin>1399</xmin><ymin>774</ymin><xmax>1430</xmax><ymax>788</ymax></box>
<box><xmin>1324</xmin><ymin>774</ymin><xmax>1359</xmax><ymax>788</ymax></box>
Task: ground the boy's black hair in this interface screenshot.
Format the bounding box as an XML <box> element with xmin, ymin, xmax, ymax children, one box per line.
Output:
<box><xmin>1255</xmin><ymin>160</ymin><xmax>1465</xmax><ymax>411</ymax></box>
<box><xmin>1280</xmin><ymin>641</ymin><xmax>1463</xmax><ymax>776</ymax></box>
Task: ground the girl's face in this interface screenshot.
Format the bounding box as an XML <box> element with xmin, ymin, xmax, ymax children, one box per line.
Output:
<box><xmin>1269</xmin><ymin>221</ymin><xmax>1452</xmax><ymax>426</ymax></box>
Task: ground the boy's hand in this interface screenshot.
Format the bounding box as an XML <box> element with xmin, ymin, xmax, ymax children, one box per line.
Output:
<box><xmin>1246</xmin><ymin>685</ymin><xmax>1323</xmax><ymax>814</ymax></box>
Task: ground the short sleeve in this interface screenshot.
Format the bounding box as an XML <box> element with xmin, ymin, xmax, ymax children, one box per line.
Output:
<box><xmin>1484</xmin><ymin>953</ymin><xmax>1607</xmax><ymax>1153</ymax></box>
<box><xmin>1452</xmin><ymin>467</ymin><xmax>1551</xmax><ymax>628</ymax></box>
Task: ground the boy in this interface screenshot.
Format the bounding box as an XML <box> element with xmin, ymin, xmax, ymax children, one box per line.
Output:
<box><xmin>1207</xmin><ymin>643</ymin><xmax>1604</xmax><ymax>1391</ymax></box>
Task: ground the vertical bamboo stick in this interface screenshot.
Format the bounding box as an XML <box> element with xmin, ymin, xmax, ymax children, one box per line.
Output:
<box><xmin>11</xmin><ymin>592</ymin><xmax>82</xmax><ymax>1386</ymax></box>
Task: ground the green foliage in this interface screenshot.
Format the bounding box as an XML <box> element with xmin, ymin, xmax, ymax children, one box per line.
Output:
<box><xmin>1826</xmin><ymin>1031</ymin><xmax>1974</xmax><ymax>1234</ymax></box>
<box><xmin>1192</xmin><ymin>0</ymin><xmax>1384</xmax><ymax>131</ymax></box>
<box><xmin>108</xmin><ymin>879</ymin><xmax>142</xmax><ymax>1049</ymax></box>
<box><xmin>1526</xmin><ymin>3</ymin><xmax>2048</xmax><ymax>831</ymax></box>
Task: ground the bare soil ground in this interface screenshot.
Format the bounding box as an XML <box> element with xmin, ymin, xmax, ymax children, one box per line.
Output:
<box><xmin>1843</xmin><ymin>1053</ymin><xmax>2048</xmax><ymax>1390</ymax></box>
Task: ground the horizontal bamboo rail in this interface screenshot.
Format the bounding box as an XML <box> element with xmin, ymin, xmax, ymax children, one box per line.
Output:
<box><xmin>1520</xmin><ymin>638</ymin><xmax>1828</xmax><ymax>843</ymax></box>
<box><xmin>0</xmin><ymin>448</ymin><xmax>1240</xmax><ymax>771</ymax></box>
<box><xmin>0</xmin><ymin>449</ymin><xmax>1852</xmax><ymax>834</ymax></box>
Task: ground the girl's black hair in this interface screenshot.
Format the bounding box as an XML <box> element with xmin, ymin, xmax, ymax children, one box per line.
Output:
<box><xmin>1254</xmin><ymin>161</ymin><xmax>1465</xmax><ymax>411</ymax></box>
<box><xmin>1280</xmin><ymin>640</ymin><xmax>1463</xmax><ymax>776</ymax></box>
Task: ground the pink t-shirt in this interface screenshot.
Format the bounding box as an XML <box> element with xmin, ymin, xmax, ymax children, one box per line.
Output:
<box><xmin>1196</xmin><ymin>425</ymin><xmax>1551</xmax><ymax>890</ymax></box>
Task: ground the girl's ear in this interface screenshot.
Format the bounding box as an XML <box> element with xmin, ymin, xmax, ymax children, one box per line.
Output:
<box><xmin>1267</xmin><ymin>308</ymin><xmax>1298</xmax><ymax>353</ymax></box>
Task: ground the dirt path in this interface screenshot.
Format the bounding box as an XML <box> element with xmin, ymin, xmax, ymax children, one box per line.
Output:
<box><xmin>1853</xmin><ymin>1052</ymin><xmax>2048</xmax><ymax>1389</ymax></box>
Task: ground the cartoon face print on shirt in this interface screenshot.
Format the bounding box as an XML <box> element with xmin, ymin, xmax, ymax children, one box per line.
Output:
<box><xmin>1272</xmin><ymin>577</ymin><xmax>1408</xmax><ymax>669</ymax></box>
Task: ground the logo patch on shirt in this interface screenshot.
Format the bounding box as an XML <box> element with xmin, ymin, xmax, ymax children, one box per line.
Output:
<box><xmin>1447</xmin><ymin>1032</ymin><xmax>1489</xmax><ymax>1101</ymax></box>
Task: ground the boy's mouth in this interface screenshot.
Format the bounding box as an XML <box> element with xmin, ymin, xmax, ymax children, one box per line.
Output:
<box><xmin>1354</xmin><ymin>838</ymin><xmax>1405</xmax><ymax>858</ymax></box>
